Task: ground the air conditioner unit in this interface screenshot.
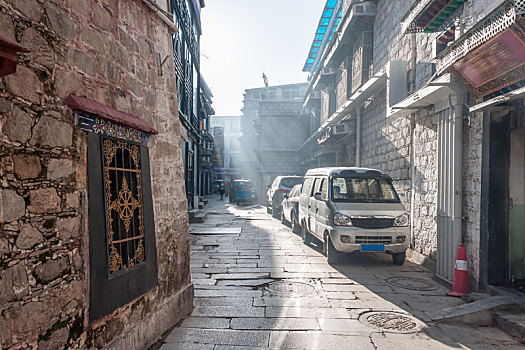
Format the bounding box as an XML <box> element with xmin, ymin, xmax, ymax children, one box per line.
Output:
<box><xmin>321</xmin><ymin>66</ymin><xmax>336</xmax><ymax>76</ymax></box>
<box><xmin>331</xmin><ymin>121</ymin><xmax>354</xmax><ymax>135</ymax></box>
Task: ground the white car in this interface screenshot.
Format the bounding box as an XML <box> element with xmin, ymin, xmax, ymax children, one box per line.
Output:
<box><xmin>299</xmin><ymin>167</ymin><xmax>409</xmax><ymax>265</ymax></box>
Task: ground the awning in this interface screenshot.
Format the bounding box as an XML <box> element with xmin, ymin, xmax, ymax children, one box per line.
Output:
<box><xmin>67</xmin><ymin>94</ymin><xmax>158</xmax><ymax>134</ymax></box>
<box><xmin>469</xmin><ymin>85</ymin><xmax>525</xmax><ymax>113</ymax></box>
<box><xmin>388</xmin><ymin>73</ymin><xmax>459</xmax><ymax>118</ymax></box>
<box><xmin>0</xmin><ymin>34</ymin><xmax>29</xmax><ymax>77</ymax></box>
<box><xmin>435</xmin><ymin>1</ymin><xmax>525</xmax><ymax>98</ymax></box>
<box><xmin>303</xmin><ymin>0</ymin><xmax>343</xmax><ymax>73</ymax></box>
<box><xmin>401</xmin><ymin>0</ymin><xmax>465</xmax><ymax>34</ymax></box>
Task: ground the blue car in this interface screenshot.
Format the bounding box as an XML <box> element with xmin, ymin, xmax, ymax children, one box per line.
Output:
<box><xmin>230</xmin><ymin>179</ymin><xmax>256</xmax><ymax>205</ymax></box>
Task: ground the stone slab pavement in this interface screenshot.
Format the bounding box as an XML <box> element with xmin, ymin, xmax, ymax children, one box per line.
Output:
<box><xmin>158</xmin><ymin>195</ymin><xmax>523</xmax><ymax>349</ymax></box>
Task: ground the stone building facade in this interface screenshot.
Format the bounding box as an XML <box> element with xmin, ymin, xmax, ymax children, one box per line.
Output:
<box><xmin>301</xmin><ymin>0</ymin><xmax>525</xmax><ymax>291</ymax></box>
<box><xmin>0</xmin><ymin>0</ymin><xmax>192</xmax><ymax>349</ymax></box>
<box><xmin>210</xmin><ymin>115</ymin><xmax>242</xmax><ymax>182</ymax></box>
<box><xmin>239</xmin><ymin>83</ymin><xmax>308</xmax><ymax>201</ymax></box>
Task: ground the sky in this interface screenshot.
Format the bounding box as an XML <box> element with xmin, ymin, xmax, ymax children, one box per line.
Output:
<box><xmin>200</xmin><ymin>0</ymin><xmax>326</xmax><ymax>116</ymax></box>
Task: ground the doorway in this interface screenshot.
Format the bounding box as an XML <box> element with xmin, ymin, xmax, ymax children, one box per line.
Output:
<box><xmin>510</xmin><ymin>127</ymin><xmax>525</xmax><ymax>291</ymax></box>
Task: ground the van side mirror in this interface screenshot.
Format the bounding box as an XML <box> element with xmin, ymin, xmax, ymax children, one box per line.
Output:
<box><xmin>314</xmin><ymin>192</ymin><xmax>322</xmax><ymax>201</ymax></box>
<box><xmin>284</xmin><ymin>194</ymin><xmax>289</xmax><ymax>199</ymax></box>
<box><xmin>267</xmin><ymin>184</ymin><xmax>271</xmax><ymax>188</ymax></box>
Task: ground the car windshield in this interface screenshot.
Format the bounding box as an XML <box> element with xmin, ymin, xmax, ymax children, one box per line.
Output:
<box><xmin>235</xmin><ymin>182</ymin><xmax>252</xmax><ymax>190</ymax></box>
<box><xmin>331</xmin><ymin>176</ymin><xmax>400</xmax><ymax>203</ymax></box>
<box><xmin>280</xmin><ymin>177</ymin><xmax>303</xmax><ymax>188</ymax></box>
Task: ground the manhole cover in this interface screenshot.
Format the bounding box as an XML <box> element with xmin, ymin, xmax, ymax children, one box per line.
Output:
<box><xmin>266</xmin><ymin>281</ymin><xmax>315</xmax><ymax>295</ymax></box>
<box><xmin>385</xmin><ymin>277</ymin><xmax>439</xmax><ymax>291</ymax></box>
<box><xmin>359</xmin><ymin>311</ymin><xmax>425</xmax><ymax>334</ymax></box>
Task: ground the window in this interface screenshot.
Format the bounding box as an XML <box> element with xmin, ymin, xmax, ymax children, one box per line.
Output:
<box><xmin>85</xmin><ymin>120</ymin><xmax>158</xmax><ymax>322</ymax></box>
<box><xmin>301</xmin><ymin>177</ymin><xmax>313</xmax><ymax>195</ymax></box>
<box><xmin>312</xmin><ymin>178</ymin><xmax>321</xmax><ymax>196</ymax></box>
<box><xmin>103</xmin><ymin>139</ymin><xmax>145</xmax><ymax>273</ymax></box>
<box><xmin>331</xmin><ymin>175</ymin><xmax>400</xmax><ymax>203</ymax></box>
<box><xmin>280</xmin><ymin>177</ymin><xmax>303</xmax><ymax>188</ymax></box>
<box><xmin>320</xmin><ymin>178</ymin><xmax>328</xmax><ymax>200</ymax></box>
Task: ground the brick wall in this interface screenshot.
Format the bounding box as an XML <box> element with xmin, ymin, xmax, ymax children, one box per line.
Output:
<box><xmin>0</xmin><ymin>0</ymin><xmax>192</xmax><ymax>349</ymax></box>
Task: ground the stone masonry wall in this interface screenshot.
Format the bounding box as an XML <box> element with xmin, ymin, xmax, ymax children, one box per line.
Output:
<box><xmin>0</xmin><ymin>0</ymin><xmax>191</xmax><ymax>349</ymax></box>
<box><xmin>363</xmin><ymin>0</ymin><xmax>501</xmax><ymax>280</ymax></box>
<box><xmin>360</xmin><ymin>90</ymin><xmax>411</xmax><ymax>210</ymax></box>
<box><xmin>411</xmin><ymin>111</ymin><xmax>438</xmax><ymax>260</ymax></box>
<box><xmin>463</xmin><ymin>110</ymin><xmax>484</xmax><ymax>288</ymax></box>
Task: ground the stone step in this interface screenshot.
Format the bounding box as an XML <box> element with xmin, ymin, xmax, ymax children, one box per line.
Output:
<box><xmin>188</xmin><ymin>209</ymin><xmax>207</xmax><ymax>223</ymax></box>
<box><xmin>425</xmin><ymin>296</ymin><xmax>517</xmax><ymax>326</ymax></box>
<box><xmin>198</xmin><ymin>201</ymin><xmax>205</xmax><ymax>209</ymax></box>
<box><xmin>494</xmin><ymin>311</ymin><xmax>525</xmax><ymax>344</ymax></box>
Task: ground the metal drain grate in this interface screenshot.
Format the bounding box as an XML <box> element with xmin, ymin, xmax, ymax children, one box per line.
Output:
<box><xmin>385</xmin><ymin>277</ymin><xmax>439</xmax><ymax>291</ymax></box>
<box><xmin>359</xmin><ymin>311</ymin><xmax>425</xmax><ymax>334</ymax></box>
<box><xmin>265</xmin><ymin>281</ymin><xmax>316</xmax><ymax>296</ymax></box>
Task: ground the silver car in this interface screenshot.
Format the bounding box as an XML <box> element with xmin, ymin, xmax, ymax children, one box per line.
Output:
<box><xmin>298</xmin><ymin>167</ymin><xmax>409</xmax><ymax>265</ymax></box>
<box><xmin>266</xmin><ymin>176</ymin><xmax>303</xmax><ymax>218</ymax></box>
<box><xmin>280</xmin><ymin>184</ymin><xmax>302</xmax><ymax>234</ymax></box>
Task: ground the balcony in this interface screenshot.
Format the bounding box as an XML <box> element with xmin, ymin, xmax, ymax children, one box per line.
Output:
<box><xmin>401</xmin><ymin>0</ymin><xmax>466</xmax><ymax>34</ymax></box>
<box><xmin>435</xmin><ymin>0</ymin><xmax>525</xmax><ymax>98</ymax></box>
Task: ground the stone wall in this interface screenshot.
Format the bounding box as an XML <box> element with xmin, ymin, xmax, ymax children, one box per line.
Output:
<box><xmin>0</xmin><ymin>0</ymin><xmax>192</xmax><ymax>349</ymax></box>
<box><xmin>360</xmin><ymin>91</ymin><xmax>411</xmax><ymax>210</ymax></box>
<box><xmin>365</xmin><ymin>0</ymin><xmax>503</xmax><ymax>282</ymax></box>
<box><xmin>463</xmin><ymin>110</ymin><xmax>484</xmax><ymax>288</ymax></box>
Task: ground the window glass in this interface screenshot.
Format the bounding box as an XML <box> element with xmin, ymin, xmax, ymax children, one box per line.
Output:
<box><xmin>331</xmin><ymin>175</ymin><xmax>400</xmax><ymax>202</ymax></box>
<box><xmin>320</xmin><ymin>178</ymin><xmax>328</xmax><ymax>200</ymax></box>
<box><xmin>312</xmin><ymin>178</ymin><xmax>321</xmax><ymax>196</ymax></box>
<box><xmin>280</xmin><ymin>177</ymin><xmax>303</xmax><ymax>188</ymax></box>
<box><xmin>301</xmin><ymin>178</ymin><xmax>313</xmax><ymax>195</ymax></box>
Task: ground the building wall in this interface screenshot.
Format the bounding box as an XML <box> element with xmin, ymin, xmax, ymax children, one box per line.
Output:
<box><xmin>0</xmin><ymin>0</ymin><xmax>192</xmax><ymax>349</ymax></box>
<box><xmin>210</xmin><ymin>115</ymin><xmax>242</xmax><ymax>180</ymax></box>
<box><xmin>240</xmin><ymin>84</ymin><xmax>307</xmax><ymax>201</ymax></box>
<box><xmin>360</xmin><ymin>91</ymin><xmax>411</xmax><ymax>210</ymax></box>
<box><xmin>368</xmin><ymin>0</ymin><xmax>503</xmax><ymax>281</ymax></box>
<box><xmin>463</xmin><ymin>110</ymin><xmax>484</xmax><ymax>287</ymax></box>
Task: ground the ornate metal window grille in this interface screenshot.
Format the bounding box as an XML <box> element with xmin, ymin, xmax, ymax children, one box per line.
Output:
<box><xmin>103</xmin><ymin>138</ymin><xmax>145</xmax><ymax>273</ymax></box>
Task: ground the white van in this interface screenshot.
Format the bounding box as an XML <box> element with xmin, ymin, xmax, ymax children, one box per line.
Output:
<box><xmin>298</xmin><ymin>167</ymin><xmax>409</xmax><ymax>265</ymax></box>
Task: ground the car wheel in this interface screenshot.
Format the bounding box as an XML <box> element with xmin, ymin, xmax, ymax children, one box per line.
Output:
<box><xmin>272</xmin><ymin>205</ymin><xmax>279</xmax><ymax>219</ymax></box>
<box><xmin>326</xmin><ymin>235</ymin><xmax>339</xmax><ymax>264</ymax></box>
<box><xmin>392</xmin><ymin>253</ymin><xmax>406</xmax><ymax>265</ymax></box>
<box><xmin>237</xmin><ymin>201</ymin><xmax>241</xmax><ymax>206</ymax></box>
<box><xmin>301</xmin><ymin>226</ymin><xmax>311</xmax><ymax>245</ymax></box>
<box><xmin>291</xmin><ymin>212</ymin><xmax>301</xmax><ymax>234</ymax></box>
<box><xmin>280</xmin><ymin>209</ymin><xmax>287</xmax><ymax>225</ymax></box>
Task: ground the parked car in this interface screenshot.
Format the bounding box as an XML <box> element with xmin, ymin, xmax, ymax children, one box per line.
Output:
<box><xmin>267</xmin><ymin>176</ymin><xmax>304</xmax><ymax>218</ymax></box>
<box><xmin>280</xmin><ymin>184</ymin><xmax>301</xmax><ymax>233</ymax></box>
<box><xmin>230</xmin><ymin>179</ymin><xmax>256</xmax><ymax>205</ymax></box>
<box><xmin>298</xmin><ymin>167</ymin><xmax>409</xmax><ymax>265</ymax></box>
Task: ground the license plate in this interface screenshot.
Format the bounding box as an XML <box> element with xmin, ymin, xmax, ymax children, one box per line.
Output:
<box><xmin>361</xmin><ymin>244</ymin><xmax>385</xmax><ymax>252</ymax></box>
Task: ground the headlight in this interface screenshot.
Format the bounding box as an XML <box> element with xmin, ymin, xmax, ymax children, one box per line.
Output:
<box><xmin>394</xmin><ymin>213</ymin><xmax>409</xmax><ymax>227</ymax></box>
<box><xmin>333</xmin><ymin>212</ymin><xmax>352</xmax><ymax>226</ymax></box>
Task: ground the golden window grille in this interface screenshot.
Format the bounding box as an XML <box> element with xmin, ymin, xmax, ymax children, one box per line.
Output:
<box><xmin>103</xmin><ymin>139</ymin><xmax>145</xmax><ymax>273</ymax></box>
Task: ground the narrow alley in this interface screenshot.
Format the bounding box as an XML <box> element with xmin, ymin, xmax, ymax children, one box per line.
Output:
<box><xmin>158</xmin><ymin>197</ymin><xmax>523</xmax><ymax>349</ymax></box>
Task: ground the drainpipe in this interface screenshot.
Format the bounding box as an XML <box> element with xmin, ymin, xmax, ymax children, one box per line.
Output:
<box><xmin>451</xmin><ymin>86</ymin><xmax>467</xmax><ymax>264</ymax></box>
<box><xmin>409</xmin><ymin>33</ymin><xmax>417</xmax><ymax>93</ymax></box>
<box><xmin>409</xmin><ymin>33</ymin><xmax>417</xmax><ymax>248</ymax></box>
<box><xmin>410</xmin><ymin>112</ymin><xmax>416</xmax><ymax>250</ymax></box>
<box><xmin>356</xmin><ymin>107</ymin><xmax>362</xmax><ymax>167</ymax></box>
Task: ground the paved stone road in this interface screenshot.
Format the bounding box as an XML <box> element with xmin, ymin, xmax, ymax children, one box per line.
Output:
<box><xmin>160</xmin><ymin>196</ymin><xmax>523</xmax><ymax>349</ymax></box>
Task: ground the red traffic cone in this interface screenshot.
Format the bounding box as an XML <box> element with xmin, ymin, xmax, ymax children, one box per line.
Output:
<box><xmin>447</xmin><ymin>243</ymin><xmax>469</xmax><ymax>297</ymax></box>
